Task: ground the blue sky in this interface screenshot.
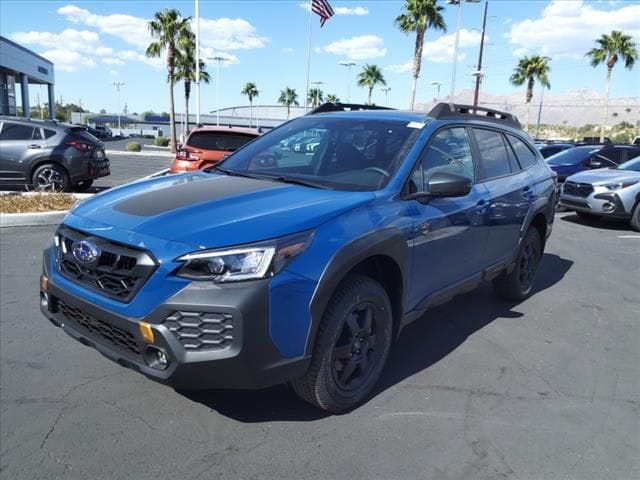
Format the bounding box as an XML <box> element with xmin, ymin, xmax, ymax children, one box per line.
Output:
<box><xmin>1</xmin><ymin>0</ymin><xmax>639</xmax><ymax>115</ymax></box>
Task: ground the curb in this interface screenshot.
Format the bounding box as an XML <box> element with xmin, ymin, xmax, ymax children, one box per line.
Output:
<box><xmin>0</xmin><ymin>192</ymin><xmax>92</xmax><ymax>228</ymax></box>
<box><xmin>1</xmin><ymin>210</ymin><xmax>67</xmax><ymax>227</ymax></box>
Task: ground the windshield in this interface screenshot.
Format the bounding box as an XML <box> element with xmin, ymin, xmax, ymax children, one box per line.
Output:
<box><xmin>618</xmin><ymin>157</ymin><xmax>640</xmax><ymax>171</ymax></box>
<box><xmin>215</xmin><ymin>116</ymin><xmax>422</xmax><ymax>191</ymax></box>
<box><xmin>546</xmin><ymin>147</ymin><xmax>594</xmax><ymax>165</ymax></box>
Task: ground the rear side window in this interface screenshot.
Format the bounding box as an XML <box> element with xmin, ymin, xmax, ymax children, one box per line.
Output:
<box><xmin>44</xmin><ymin>129</ymin><xmax>56</xmax><ymax>139</ymax></box>
<box><xmin>68</xmin><ymin>127</ymin><xmax>98</xmax><ymax>142</ymax></box>
<box><xmin>187</xmin><ymin>132</ymin><xmax>256</xmax><ymax>151</ymax></box>
<box><xmin>600</xmin><ymin>148</ymin><xmax>624</xmax><ymax>164</ymax></box>
<box><xmin>507</xmin><ymin>134</ymin><xmax>538</xmax><ymax>168</ymax></box>
<box><xmin>0</xmin><ymin>123</ymin><xmax>36</xmax><ymax>141</ymax></box>
<box><xmin>472</xmin><ymin>129</ymin><xmax>512</xmax><ymax>180</ymax></box>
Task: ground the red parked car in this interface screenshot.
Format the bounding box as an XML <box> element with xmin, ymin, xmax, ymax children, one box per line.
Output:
<box><xmin>170</xmin><ymin>126</ymin><xmax>260</xmax><ymax>173</ymax></box>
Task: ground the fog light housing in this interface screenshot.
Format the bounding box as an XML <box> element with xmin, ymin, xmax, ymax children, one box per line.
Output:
<box><xmin>40</xmin><ymin>292</ymin><xmax>49</xmax><ymax>309</ymax></box>
<box><xmin>602</xmin><ymin>202</ymin><xmax>615</xmax><ymax>212</ymax></box>
<box><xmin>144</xmin><ymin>346</ymin><xmax>170</xmax><ymax>370</ymax></box>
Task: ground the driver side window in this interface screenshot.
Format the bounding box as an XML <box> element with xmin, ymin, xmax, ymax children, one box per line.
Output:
<box><xmin>410</xmin><ymin>127</ymin><xmax>475</xmax><ymax>193</ymax></box>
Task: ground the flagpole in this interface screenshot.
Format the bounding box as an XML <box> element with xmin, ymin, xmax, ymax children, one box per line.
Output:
<box><xmin>304</xmin><ymin>0</ymin><xmax>312</xmax><ymax>112</ymax></box>
<box><xmin>195</xmin><ymin>0</ymin><xmax>200</xmax><ymax>126</ymax></box>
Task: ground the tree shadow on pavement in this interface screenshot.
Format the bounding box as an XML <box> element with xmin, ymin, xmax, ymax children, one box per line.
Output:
<box><xmin>182</xmin><ymin>253</ymin><xmax>573</xmax><ymax>423</ymax></box>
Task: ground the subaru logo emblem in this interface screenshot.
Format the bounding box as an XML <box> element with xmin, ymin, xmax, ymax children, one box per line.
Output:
<box><xmin>72</xmin><ymin>240</ymin><xmax>99</xmax><ymax>264</ymax></box>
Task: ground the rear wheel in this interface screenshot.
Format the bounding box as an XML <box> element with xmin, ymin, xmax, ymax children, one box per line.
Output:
<box><xmin>31</xmin><ymin>164</ymin><xmax>70</xmax><ymax>192</ymax></box>
<box><xmin>493</xmin><ymin>227</ymin><xmax>542</xmax><ymax>301</ymax></box>
<box><xmin>630</xmin><ymin>203</ymin><xmax>640</xmax><ymax>232</ymax></box>
<box><xmin>291</xmin><ymin>274</ymin><xmax>393</xmax><ymax>413</ymax></box>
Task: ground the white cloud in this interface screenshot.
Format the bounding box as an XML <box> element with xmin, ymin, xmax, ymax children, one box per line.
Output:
<box><xmin>322</xmin><ymin>35</ymin><xmax>386</xmax><ymax>60</ymax></box>
<box><xmin>334</xmin><ymin>6</ymin><xmax>369</xmax><ymax>16</ymax></box>
<box><xmin>387</xmin><ymin>61</ymin><xmax>413</xmax><ymax>74</ymax></box>
<box><xmin>299</xmin><ymin>3</ymin><xmax>368</xmax><ymax>15</ymax></box>
<box><xmin>40</xmin><ymin>49</ymin><xmax>96</xmax><ymax>72</ymax></box>
<box><xmin>102</xmin><ymin>57</ymin><xmax>125</xmax><ymax>66</ymax></box>
<box><xmin>108</xmin><ymin>69</ymin><xmax>119</xmax><ymax>76</ymax></box>
<box><xmin>57</xmin><ymin>4</ymin><xmax>150</xmax><ymax>49</ymax></box>
<box><xmin>10</xmin><ymin>29</ymin><xmax>108</xmax><ymax>55</ymax></box>
<box><xmin>198</xmin><ymin>18</ymin><xmax>268</xmax><ymax>51</ymax></box>
<box><xmin>281</xmin><ymin>47</ymin><xmax>294</xmax><ymax>54</ymax></box>
<box><xmin>506</xmin><ymin>0</ymin><xmax>640</xmax><ymax>59</ymax></box>
<box><xmin>198</xmin><ymin>49</ymin><xmax>240</xmax><ymax>67</ymax></box>
<box><xmin>116</xmin><ymin>50</ymin><xmax>164</xmax><ymax>69</ymax></box>
<box><xmin>422</xmin><ymin>29</ymin><xmax>484</xmax><ymax>63</ymax></box>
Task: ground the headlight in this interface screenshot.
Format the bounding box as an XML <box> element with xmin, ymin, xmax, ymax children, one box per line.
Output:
<box><xmin>175</xmin><ymin>230</ymin><xmax>314</xmax><ymax>282</ymax></box>
<box><xmin>604</xmin><ymin>181</ymin><xmax>638</xmax><ymax>191</ymax></box>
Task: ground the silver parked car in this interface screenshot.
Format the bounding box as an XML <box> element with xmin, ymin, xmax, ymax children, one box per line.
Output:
<box><xmin>559</xmin><ymin>157</ymin><xmax>640</xmax><ymax>231</ymax></box>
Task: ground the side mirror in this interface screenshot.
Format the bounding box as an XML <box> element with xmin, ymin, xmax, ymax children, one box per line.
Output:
<box><xmin>405</xmin><ymin>171</ymin><xmax>472</xmax><ymax>200</ymax></box>
<box><xmin>588</xmin><ymin>159</ymin><xmax>603</xmax><ymax>169</ymax></box>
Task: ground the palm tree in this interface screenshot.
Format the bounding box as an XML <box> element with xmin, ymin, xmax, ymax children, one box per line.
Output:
<box><xmin>173</xmin><ymin>31</ymin><xmax>210</xmax><ymax>139</ymax></box>
<box><xmin>509</xmin><ymin>55</ymin><xmax>551</xmax><ymax>133</ymax></box>
<box><xmin>586</xmin><ymin>31</ymin><xmax>638</xmax><ymax>142</ymax></box>
<box><xmin>358</xmin><ymin>64</ymin><xmax>386</xmax><ymax>105</ymax></box>
<box><xmin>326</xmin><ymin>94</ymin><xmax>339</xmax><ymax>103</ymax></box>
<box><xmin>240</xmin><ymin>82</ymin><xmax>259</xmax><ymax>127</ymax></box>
<box><xmin>308</xmin><ymin>88</ymin><xmax>324</xmax><ymax>108</ymax></box>
<box><xmin>395</xmin><ymin>0</ymin><xmax>446</xmax><ymax>110</ymax></box>
<box><xmin>146</xmin><ymin>9</ymin><xmax>191</xmax><ymax>153</ymax></box>
<box><xmin>278</xmin><ymin>87</ymin><xmax>299</xmax><ymax>119</ymax></box>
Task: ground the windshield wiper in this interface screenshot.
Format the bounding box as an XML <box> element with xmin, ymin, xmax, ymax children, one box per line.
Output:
<box><xmin>209</xmin><ymin>166</ymin><xmax>261</xmax><ymax>179</ymax></box>
<box><xmin>251</xmin><ymin>174</ymin><xmax>326</xmax><ymax>189</ymax></box>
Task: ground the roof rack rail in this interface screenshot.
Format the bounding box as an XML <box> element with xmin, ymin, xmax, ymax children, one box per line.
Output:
<box><xmin>428</xmin><ymin>102</ymin><xmax>521</xmax><ymax>129</ymax></box>
<box><xmin>307</xmin><ymin>102</ymin><xmax>395</xmax><ymax>115</ymax></box>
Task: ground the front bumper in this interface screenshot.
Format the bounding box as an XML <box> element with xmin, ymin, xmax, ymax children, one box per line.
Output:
<box><xmin>40</xmin><ymin>249</ymin><xmax>310</xmax><ymax>390</ymax></box>
<box><xmin>559</xmin><ymin>189</ymin><xmax>630</xmax><ymax>219</ymax></box>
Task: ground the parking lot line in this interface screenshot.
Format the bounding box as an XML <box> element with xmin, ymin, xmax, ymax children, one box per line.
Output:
<box><xmin>616</xmin><ymin>235</ymin><xmax>640</xmax><ymax>238</ymax></box>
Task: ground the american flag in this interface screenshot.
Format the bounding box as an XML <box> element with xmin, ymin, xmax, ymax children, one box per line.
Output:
<box><xmin>311</xmin><ymin>0</ymin><xmax>334</xmax><ymax>27</ymax></box>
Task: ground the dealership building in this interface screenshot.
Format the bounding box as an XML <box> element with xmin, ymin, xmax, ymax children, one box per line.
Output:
<box><xmin>0</xmin><ymin>35</ymin><xmax>55</xmax><ymax>118</ymax></box>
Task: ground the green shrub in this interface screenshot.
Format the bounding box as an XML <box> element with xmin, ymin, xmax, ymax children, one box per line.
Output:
<box><xmin>126</xmin><ymin>142</ymin><xmax>142</xmax><ymax>152</ymax></box>
<box><xmin>154</xmin><ymin>136</ymin><xmax>170</xmax><ymax>147</ymax></box>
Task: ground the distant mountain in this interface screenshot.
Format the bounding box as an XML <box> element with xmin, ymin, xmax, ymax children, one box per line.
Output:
<box><xmin>415</xmin><ymin>88</ymin><xmax>640</xmax><ymax>127</ymax></box>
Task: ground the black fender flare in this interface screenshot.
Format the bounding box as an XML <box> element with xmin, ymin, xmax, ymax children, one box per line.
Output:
<box><xmin>304</xmin><ymin>227</ymin><xmax>409</xmax><ymax>356</ymax></box>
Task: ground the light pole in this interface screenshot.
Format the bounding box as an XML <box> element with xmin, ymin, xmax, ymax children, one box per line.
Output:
<box><xmin>208</xmin><ymin>56</ymin><xmax>228</xmax><ymax>126</ymax></box>
<box><xmin>112</xmin><ymin>81</ymin><xmax>124</xmax><ymax>133</ymax></box>
<box><xmin>447</xmin><ymin>0</ymin><xmax>481</xmax><ymax>101</ymax></box>
<box><xmin>339</xmin><ymin>61</ymin><xmax>356</xmax><ymax>102</ymax></box>
<box><xmin>472</xmin><ymin>1</ymin><xmax>491</xmax><ymax>109</ymax></box>
<box><xmin>381</xmin><ymin>86</ymin><xmax>391</xmax><ymax>106</ymax></box>
<box><xmin>430</xmin><ymin>81</ymin><xmax>442</xmax><ymax>101</ymax></box>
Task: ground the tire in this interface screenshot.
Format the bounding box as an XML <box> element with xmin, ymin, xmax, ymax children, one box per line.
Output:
<box><xmin>630</xmin><ymin>203</ymin><xmax>640</xmax><ymax>232</ymax></box>
<box><xmin>493</xmin><ymin>227</ymin><xmax>542</xmax><ymax>301</ymax></box>
<box><xmin>31</xmin><ymin>164</ymin><xmax>70</xmax><ymax>192</ymax></box>
<box><xmin>74</xmin><ymin>179</ymin><xmax>94</xmax><ymax>192</ymax></box>
<box><xmin>291</xmin><ymin>274</ymin><xmax>393</xmax><ymax>413</ymax></box>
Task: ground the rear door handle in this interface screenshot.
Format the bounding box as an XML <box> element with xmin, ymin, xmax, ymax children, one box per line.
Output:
<box><xmin>28</xmin><ymin>144</ymin><xmax>41</xmax><ymax>149</ymax></box>
<box><xmin>523</xmin><ymin>185</ymin><xmax>534</xmax><ymax>198</ymax></box>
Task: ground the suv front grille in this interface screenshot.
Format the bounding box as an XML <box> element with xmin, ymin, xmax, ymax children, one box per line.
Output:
<box><xmin>563</xmin><ymin>181</ymin><xmax>594</xmax><ymax>197</ymax></box>
<box><xmin>163</xmin><ymin>311</ymin><xmax>234</xmax><ymax>351</ymax></box>
<box><xmin>55</xmin><ymin>225</ymin><xmax>157</xmax><ymax>303</ymax></box>
<box><xmin>57</xmin><ymin>300</ymin><xmax>141</xmax><ymax>355</ymax></box>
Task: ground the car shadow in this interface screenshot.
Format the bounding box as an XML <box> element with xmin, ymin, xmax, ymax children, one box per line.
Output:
<box><xmin>560</xmin><ymin>212</ymin><xmax>630</xmax><ymax>231</ymax></box>
<box><xmin>180</xmin><ymin>253</ymin><xmax>573</xmax><ymax>422</ymax></box>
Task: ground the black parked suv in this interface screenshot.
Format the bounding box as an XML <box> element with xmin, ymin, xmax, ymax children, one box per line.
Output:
<box><xmin>0</xmin><ymin>117</ymin><xmax>110</xmax><ymax>192</ymax></box>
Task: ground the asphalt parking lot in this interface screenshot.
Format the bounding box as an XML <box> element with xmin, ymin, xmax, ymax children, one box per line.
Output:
<box><xmin>0</xmin><ymin>213</ymin><xmax>638</xmax><ymax>480</ymax></box>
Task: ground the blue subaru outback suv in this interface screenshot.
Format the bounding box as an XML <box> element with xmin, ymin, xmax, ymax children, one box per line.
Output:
<box><xmin>40</xmin><ymin>103</ymin><xmax>555</xmax><ymax>412</ymax></box>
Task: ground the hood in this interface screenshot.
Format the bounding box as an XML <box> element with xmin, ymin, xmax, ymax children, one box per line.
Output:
<box><xmin>566</xmin><ymin>168</ymin><xmax>640</xmax><ymax>185</ymax></box>
<box><xmin>71</xmin><ymin>172</ymin><xmax>374</xmax><ymax>248</ymax></box>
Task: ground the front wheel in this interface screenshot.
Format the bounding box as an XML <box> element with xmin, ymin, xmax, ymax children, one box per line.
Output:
<box><xmin>493</xmin><ymin>227</ymin><xmax>542</xmax><ymax>301</ymax></box>
<box><xmin>630</xmin><ymin>203</ymin><xmax>640</xmax><ymax>232</ymax></box>
<box><xmin>291</xmin><ymin>275</ymin><xmax>393</xmax><ymax>413</ymax></box>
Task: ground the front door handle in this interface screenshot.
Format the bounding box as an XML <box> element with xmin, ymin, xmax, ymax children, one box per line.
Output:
<box><xmin>28</xmin><ymin>144</ymin><xmax>41</xmax><ymax>149</ymax></box>
<box><xmin>522</xmin><ymin>185</ymin><xmax>534</xmax><ymax>198</ymax></box>
<box><xmin>476</xmin><ymin>199</ymin><xmax>487</xmax><ymax>214</ymax></box>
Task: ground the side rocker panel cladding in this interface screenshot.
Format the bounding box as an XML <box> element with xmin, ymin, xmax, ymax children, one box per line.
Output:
<box><xmin>305</xmin><ymin>227</ymin><xmax>410</xmax><ymax>356</ymax></box>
